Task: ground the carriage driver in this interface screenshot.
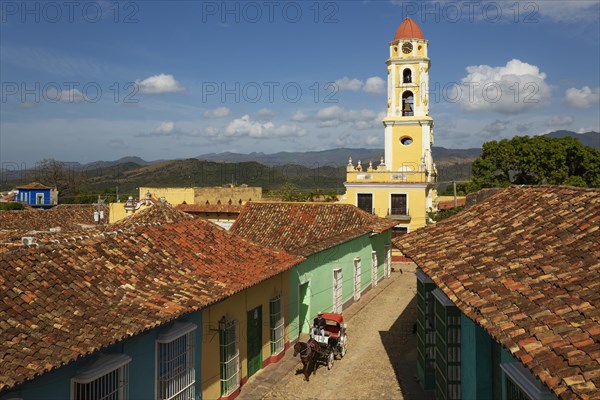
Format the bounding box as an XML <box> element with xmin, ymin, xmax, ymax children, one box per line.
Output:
<box><xmin>311</xmin><ymin>311</ymin><xmax>326</xmax><ymax>339</ymax></box>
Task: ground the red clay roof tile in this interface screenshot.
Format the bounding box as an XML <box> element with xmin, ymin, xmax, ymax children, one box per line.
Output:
<box><xmin>0</xmin><ymin>217</ymin><xmax>303</xmax><ymax>391</ymax></box>
<box><xmin>230</xmin><ymin>202</ymin><xmax>396</xmax><ymax>256</ymax></box>
<box><xmin>393</xmin><ymin>186</ymin><xmax>600</xmax><ymax>399</ymax></box>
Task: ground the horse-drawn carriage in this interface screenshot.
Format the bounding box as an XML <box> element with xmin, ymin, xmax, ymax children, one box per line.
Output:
<box><xmin>293</xmin><ymin>312</ymin><xmax>348</xmax><ymax>380</ymax></box>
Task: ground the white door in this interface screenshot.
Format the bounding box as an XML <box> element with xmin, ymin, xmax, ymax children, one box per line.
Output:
<box><xmin>333</xmin><ymin>269</ymin><xmax>342</xmax><ymax>313</ymax></box>
<box><xmin>384</xmin><ymin>245</ymin><xmax>392</xmax><ymax>278</ymax></box>
<box><xmin>354</xmin><ymin>257</ymin><xmax>361</xmax><ymax>301</ymax></box>
<box><xmin>371</xmin><ymin>251</ymin><xmax>378</xmax><ymax>287</ymax></box>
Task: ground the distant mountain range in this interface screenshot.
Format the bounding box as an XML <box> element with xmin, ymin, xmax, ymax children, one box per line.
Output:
<box><xmin>1</xmin><ymin>131</ymin><xmax>597</xmax><ymax>195</ymax></box>
<box><xmin>194</xmin><ymin>147</ymin><xmax>484</xmax><ymax>168</ymax></box>
<box><xmin>70</xmin><ymin>130</ymin><xmax>593</xmax><ymax>169</ymax></box>
<box><xmin>544</xmin><ymin>130</ymin><xmax>599</xmax><ymax>149</ymax></box>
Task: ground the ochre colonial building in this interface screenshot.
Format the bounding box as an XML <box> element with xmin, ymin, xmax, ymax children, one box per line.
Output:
<box><xmin>341</xmin><ymin>17</ymin><xmax>437</xmax><ymax>234</ymax></box>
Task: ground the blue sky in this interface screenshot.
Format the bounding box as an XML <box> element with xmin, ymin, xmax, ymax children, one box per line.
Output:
<box><xmin>1</xmin><ymin>0</ymin><xmax>599</xmax><ymax>166</ymax></box>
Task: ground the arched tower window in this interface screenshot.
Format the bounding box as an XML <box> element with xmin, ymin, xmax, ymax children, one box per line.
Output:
<box><xmin>402</xmin><ymin>91</ymin><xmax>414</xmax><ymax>116</ymax></box>
<box><xmin>403</xmin><ymin>68</ymin><xmax>412</xmax><ymax>83</ymax></box>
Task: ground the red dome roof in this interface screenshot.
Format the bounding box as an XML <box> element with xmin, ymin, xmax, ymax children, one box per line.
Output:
<box><xmin>393</xmin><ymin>17</ymin><xmax>424</xmax><ymax>40</ymax></box>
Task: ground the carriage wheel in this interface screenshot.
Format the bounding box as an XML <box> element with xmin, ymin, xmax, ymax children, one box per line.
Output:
<box><xmin>340</xmin><ymin>334</ymin><xmax>347</xmax><ymax>358</ymax></box>
<box><xmin>327</xmin><ymin>351</ymin><xmax>334</xmax><ymax>370</ymax></box>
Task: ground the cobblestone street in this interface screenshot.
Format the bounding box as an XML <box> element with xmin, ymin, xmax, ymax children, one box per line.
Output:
<box><xmin>238</xmin><ymin>263</ymin><xmax>435</xmax><ymax>400</ymax></box>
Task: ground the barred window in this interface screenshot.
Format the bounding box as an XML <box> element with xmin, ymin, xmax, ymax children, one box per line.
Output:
<box><xmin>156</xmin><ymin>322</ymin><xmax>197</xmax><ymax>400</ymax></box>
<box><xmin>220</xmin><ymin>319</ymin><xmax>240</xmax><ymax>396</ymax></box>
<box><xmin>270</xmin><ymin>295</ymin><xmax>285</xmax><ymax>355</ymax></box>
<box><xmin>71</xmin><ymin>354</ymin><xmax>131</xmax><ymax>400</ymax></box>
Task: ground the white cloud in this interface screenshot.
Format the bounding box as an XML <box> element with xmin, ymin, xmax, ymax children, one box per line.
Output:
<box><xmin>456</xmin><ymin>59</ymin><xmax>550</xmax><ymax>114</ymax></box>
<box><xmin>154</xmin><ymin>121</ymin><xmax>175</xmax><ymax>135</ymax></box>
<box><xmin>314</xmin><ymin>106</ymin><xmax>382</xmax><ymax>130</ymax></box>
<box><xmin>204</xmin><ymin>126</ymin><xmax>221</xmax><ymax>137</ymax></box>
<box><xmin>291</xmin><ymin>110</ymin><xmax>309</xmax><ymax>122</ymax></box>
<box><xmin>565</xmin><ymin>86</ymin><xmax>600</xmax><ymax>109</ymax></box>
<box><xmin>44</xmin><ymin>88</ymin><xmax>87</xmax><ymax>103</ymax></box>
<box><xmin>316</xmin><ymin>105</ymin><xmax>345</xmax><ymax>122</ymax></box>
<box><xmin>224</xmin><ymin>115</ymin><xmax>306</xmax><ymax>138</ymax></box>
<box><xmin>534</xmin><ymin>1</ymin><xmax>600</xmax><ymax>22</ymax></box>
<box><xmin>204</xmin><ymin>106</ymin><xmax>231</xmax><ymax>118</ymax></box>
<box><xmin>363</xmin><ymin>76</ymin><xmax>386</xmax><ymax>95</ymax></box>
<box><xmin>135</xmin><ymin>121</ymin><xmax>180</xmax><ymax>137</ymax></box>
<box><xmin>334</xmin><ymin>76</ymin><xmax>364</xmax><ymax>91</ymax></box>
<box><xmin>577</xmin><ymin>127</ymin><xmax>600</xmax><ymax>134</ymax></box>
<box><xmin>135</xmin><ymin>74</ymin><xmax>184</xmax><ymax>94</ymax></box>
<box><xmin>256</xmin><ymin>108</ymin><xmax>275</xmax><ymax>120</ymax></box>
<box><xmin>545</xmin><ymin>115</ymin><xmax>574</xmax><ymax>127</ymax></box>
<box><xmin>366</xmin><ymin>135</ymin><xmax>382</xmax><ymax>145</ymax></box>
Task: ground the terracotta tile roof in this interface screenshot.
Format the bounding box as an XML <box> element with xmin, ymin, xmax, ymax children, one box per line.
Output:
<box><xmin>176</xmin><ymin>203</ymin><xmax>243</xmax><ymax>214</ymax></box>
<box><xmin>437</xmin><ymin>198</ymin><xmax>466</xmax><ymax>210</ymax></box>
<box><xmin>16</xmin><ymin>182</ymin><xmax>53</xmax><ymax>189</ymax></box>
<box><xmin>112</xmin><ymin>201</ymin><xmax>195</xmax><ymax>229</ymax></box>
<box><xmin>0</xmin><ymin>218</ymin><xmax>303</xmax><ymax>391</ymax></box>
<box><xmin>230</xmin><ymin>202</ymin><xmax>397</xmax><ymax>256</ymax></box>
<box><xmin>393</xmin><ymin>186</ymin><xmax>600</xmax><ymax>400</ymax></box>
<box><xmin>0</xmin><ymin>204</ymin><xmax>108</xmax><ymax>231</ymax></box>
<box><xmin>0</xmin><ymin>203</ymin><xmax>197</xmax><ymax>253</ymax></box>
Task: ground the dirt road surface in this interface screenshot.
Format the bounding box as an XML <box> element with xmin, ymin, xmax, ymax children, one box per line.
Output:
<box><xmin>239</xmin><ymin>263</ymin><xmax>434</xmax><ymax>400</ymax></box>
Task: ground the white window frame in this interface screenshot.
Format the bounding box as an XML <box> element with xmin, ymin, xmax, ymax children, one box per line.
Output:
<box><xmin>155</xmin><ymin>322</ymin><xmax>197</xmax><ymax>400</ymax></box>
<box><xmin>353</xmin><ymin>257</ymin><xmax>362</xmax><ymax>301</ymax></box>
<box><xmin>220</xmin><ymin>319</ymin><xmax>240</xmax><ymax>396</ymax></box>
<box><xmin>333</xmin><ymin>268</ymin><xmax>343</xmax><ymax>313</ymax></box>
<box><xmin>71</xmin><ymin>354</ymin><xmax>131</xmax><ymax>400</ymax></box>
<box><xmin>36</xmin><ymin>193</ymin><xmax>44</xmax><ymax>205</ymax></box>
<box><xmin>384</xmin><ymin>244</ymin><xmax>392</xmax><ymax>278</ymax></box>
<box><xmin>269</xmin><ymin>295</ymin><xmax>285</xmax><ymax>356</ymax></box>
<box><xmin>371</xmin><ymin>251</ymin><xmax>378</xmax><ymax>287</ymax></box>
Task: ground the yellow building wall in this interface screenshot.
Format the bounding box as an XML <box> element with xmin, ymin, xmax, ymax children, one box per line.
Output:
<box><xmin>108</xmin><ymin>203</ymin><xmax>127</xmax><ymax>224</ymax></box>
<box><xmin>139</xmin><ymin>187</ymin><xmax>195</xmax><ymax>205</ymax></box>
<box><xmin>193</xmin><ymin>187</ymin><xmax>261</xmax><ymax>206</ymax></box>
<box><xmin>201</xmin><ymin>271</ymin><xmax>290</xmax><ymax>400</ymax></box>
<box><xmin>341</xmin><ymin>186</ymin><xmax>428</xmax><ymax>231</ymax></box>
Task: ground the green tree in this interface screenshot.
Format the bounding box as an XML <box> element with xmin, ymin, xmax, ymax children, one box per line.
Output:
<box><xmin>472</xmin><ymin>136</ymin><xmax>600</xmax><ymax>188</ymax></box>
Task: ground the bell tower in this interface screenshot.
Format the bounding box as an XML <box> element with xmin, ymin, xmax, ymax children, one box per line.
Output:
<box><xmin>385</xmin><ymin>17</ymin><xmax>434</xmax><ymax>175</ymax></box>
<box><xmin>341</xmin><ymin>17</ymin><xmax>437</xmax><ymax>234</ymax></box>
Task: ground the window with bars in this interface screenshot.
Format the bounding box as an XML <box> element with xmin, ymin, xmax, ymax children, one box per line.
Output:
<box><xmin>433</xmin><ymin>288</ymin><xmax>461</xmax><ymax>400</ymax></box>
<box><xmin>506</xmin><ymin>378</ymin><xmax>533</xmax><ymax>400</ymax></box>
<box><xmin>500</xmin><ymin>362</ymin><xmax>556</xmax><ymax>400</ymax></box>
<box><xmin>270</xmin><ymin>295</ymin><xmax>285</xmax><ymax>355</ymax></box>
<box><xmin>71</xmin><ymin>354</ymin><xmax>131</xmax><ymax>400</ymax></box>
<box><xmin>220</xmin><ymin>319</ymin><xmax>240</xmax><ymax>396</ymax></box>
<box><xmin>156</xmin><ymin>322</ymin><xmax>197</xmax><ymax>400</ymax></box>
<box><xmin>416</xmin><ymin>269</ymin><xmax>436</xmax><ymax>390</ymax></box>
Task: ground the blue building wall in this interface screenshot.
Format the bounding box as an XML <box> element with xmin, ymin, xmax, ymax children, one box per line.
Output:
<box><xmin>0</xmin><ymin>312</ymin><xmax>203</xmax><ymax>400</ymax></box>
<box><xmin>18</xmin><ymin>189</ymin><xmax>51</xmax><ymax>206</ymax></box>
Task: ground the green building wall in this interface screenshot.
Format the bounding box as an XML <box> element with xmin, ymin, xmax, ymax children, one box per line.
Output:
<box><xmin>288</xmin><ymin>230</ymin><xmax>391</xmax><ymax>340</ymax></box>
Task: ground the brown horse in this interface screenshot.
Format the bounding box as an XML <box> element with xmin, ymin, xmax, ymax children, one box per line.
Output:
<box><xmin>293</xmin><ymin>338</ymin><xmax>320</xmax><ymax>381</ymax></box>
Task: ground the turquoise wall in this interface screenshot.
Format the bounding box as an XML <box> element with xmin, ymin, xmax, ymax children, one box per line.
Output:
<box><xmin>460</xmin><ymin>315</ymin><xmax>493</xmax><ymax>400</ymax></box>
<box><xmin>1</xmin><ymin>312</ymin><xmax>203</xmax><ymax>400</ymax></box>
<box><xmin>288</xmin><ymin>230</ymin><xmax>391</xmax><ymax>339</ymax></box>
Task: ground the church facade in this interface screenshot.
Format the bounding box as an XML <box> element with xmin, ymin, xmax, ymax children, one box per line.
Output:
<box><xmin>341</xmin><ymin>17</ymin><xmax>437</xmax><ymax>234</ymax></box>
